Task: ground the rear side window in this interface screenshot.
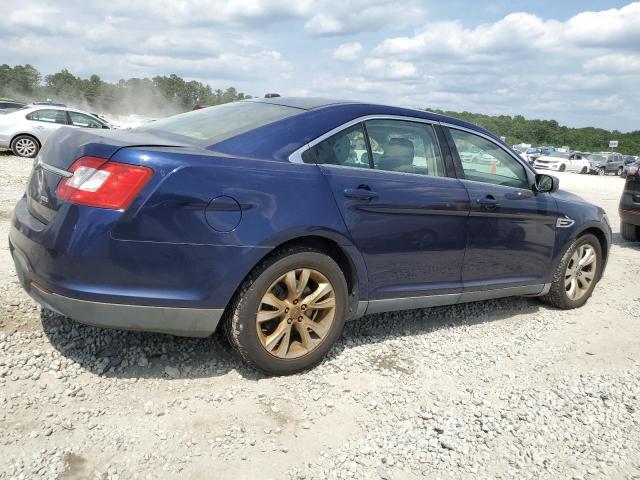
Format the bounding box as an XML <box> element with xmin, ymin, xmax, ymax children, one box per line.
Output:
<box><xmin>302</xmin><ymin>124</ymin><xmax>370</xmax><ymax>168</ymax></box>
<box><xmin>365</xmin><ymin>119</ymin><xmax>445</xmax><ymax>177</ymax></box>
<box><xmin>26</xmin><ymin>109</ymin><xmax>67</xmax><ymax>124</ymax></box>
<box><xmin>139</xmin><ymin>101</ymin><xmax>301</xmax><ymax>144</ymax></box>
<box><xmin>450</xmin><ymin>128</ymin><xmax>529</xmax><ymax>189</ymax></box>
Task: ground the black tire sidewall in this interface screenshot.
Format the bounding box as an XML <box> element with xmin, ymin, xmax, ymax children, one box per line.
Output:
<box><xmin>231</xmin><ymin>251</ymin><xmax>348</xmax><ymax>375</ymax></box>
<box><xmin>11</xmin><ymin>135</ymin><xmax>39</xmax><ymax>158</ymax></box>
<box><xmin>555</xmin><ymin>234</ymin><xmax>603</xmax><ymax>308</ymax></box>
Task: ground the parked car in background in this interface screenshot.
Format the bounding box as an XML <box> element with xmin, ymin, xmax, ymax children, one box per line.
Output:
<box><xmin>541</xmin><ymin>146</ymin><xmax>556</xmax><ymax>156</ymax></box>
<box><xmin>586</xmin><ymin>153</ymin><xmax>625</xmax><ymax>176</ymax></box>
<box><xmin>0</xmin><ymin>99</ymin><xmax>26</xmax><ymax>115</ymax></box>
<box><xmin>534</xmin><ymin>151</ymin><xmax>590</xmax><ymax>173</ymax></box>
<box><xmin>620</xmin><ymin>160</ymin><xmax>640</xmax><ymax>241</ymax></box>
<box><xmin>621</xmin><ymin>156</ymin><xmax>639</xmax><ymax>178</ymax></box>
<box><xmin>10</xmin><ymin>97</ymin><xmax>611</xmax><ymax>375</ymax></box>
<box><xmin>0</xmin><ymin>105</ymin><xmax>112</xmax><ymax>157</ymax></box>
<box><xmin>520</xmin><ymin>147</ymin><xmax>541</xmax><ymax>165</ymax></box>
<box><xmin>30</xmin><ymin>101</ymin><xmax>67</xmax><ymax>108</ymax></box>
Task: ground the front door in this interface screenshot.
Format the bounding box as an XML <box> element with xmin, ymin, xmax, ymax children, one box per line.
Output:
<box><xmin>446</xmin><ymin>127</ymin><xmax>558</xmax><ymax>291</ymax></box>
<box><xmin>304</xmin><ymin>119</ymin><xmax>470</xmax><ymax>301</ymax></box>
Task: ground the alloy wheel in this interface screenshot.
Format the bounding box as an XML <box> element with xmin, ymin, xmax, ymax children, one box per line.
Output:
<box><xmin>564</xmin><ymin>244</ymin><xmax>597</xmax><ymax>301</ymax></box>
<box><xmin>256</xmin><ymin>268</ymin><xmax>336</xmax><ymax>359</ymax></box>
<box><xmin>14</xmin><ymin>138</ymin><xmax>37</xmax><ymax>157</ymax></box>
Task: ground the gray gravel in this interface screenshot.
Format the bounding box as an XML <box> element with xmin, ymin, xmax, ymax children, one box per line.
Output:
<box><xmin>1</xmin><ymin>151</ymin><xmax>639</xmax><ymax>479</ymax></box>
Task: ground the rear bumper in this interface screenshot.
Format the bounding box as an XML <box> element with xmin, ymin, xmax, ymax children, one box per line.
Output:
<box><xmin>11</xmin><ymin>243</ymin><xmax>223</xmax><ymax>337</ymax></box>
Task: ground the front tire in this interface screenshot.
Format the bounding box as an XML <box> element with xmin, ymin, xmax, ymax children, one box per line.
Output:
<box><xmin>539</xmin><ymin>234</ymin><xmax>602</xmax><ymax>309</ymax></box>
<box><xmin>11</xmin><ymin>135</ymin><xmax>40</xmax><ymax>158</ymax></box>
<box><xmin>598</xmin><ymin>168</ymin><xmax>605</xmax><ymax>176</ymax></box>
<box><xmin>617</xmin><ymin>166</ymin><xmax>624</xmax><ymax>176</ymax></box>
<box><xmin>621</xmin><ymin>222</ymin><xmax>639</xmax><ymax>242</ymax></box>
<box><xmin>559</xmin><ymin>164</ymin><xmax>566</xmax><ymax>172</ymax></box>
<box><xmin>224</xmin><ymin>246</ymin><xmax>348</xmax><ymax>375</ymax></box>
<box><xmin>580</xmin><ymin>166</ymin><xmax>588</xmax><ymax>174</ymax></box>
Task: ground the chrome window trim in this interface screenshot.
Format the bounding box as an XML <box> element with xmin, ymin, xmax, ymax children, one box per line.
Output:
<box><xmin>319</xmin><ymin>162</ymin><xmax>459</xmax><ymax>182</ymax></box>
<box><xmin>288</xmin><ymin>114</ymin><xmax>438</xmax><ymax>164</ymax></box>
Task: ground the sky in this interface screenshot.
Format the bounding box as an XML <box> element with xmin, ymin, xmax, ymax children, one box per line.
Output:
<box><xmin>2</xmin><ymin>0</ymin><xmax>640</xmax><ymax>131</ymax></box>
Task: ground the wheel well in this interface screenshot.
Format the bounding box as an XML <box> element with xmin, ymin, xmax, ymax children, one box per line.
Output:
<box><xmin>269</xmin><ymin>236</ymin><xmax>358</xmax><ymax>300</ymax></box>
<box><xmin>11</xmin><ymin>133</ymin><xmax>41</xmax><ymax>148</ymax></box>
<box><xmin>579</xmin><ymin>227</ymin><xmax>609</xmax><ymax>270</ymax></box>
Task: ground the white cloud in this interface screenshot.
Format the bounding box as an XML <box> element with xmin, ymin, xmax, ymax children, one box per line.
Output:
<box><xmin>363</xmin><ymin>58</ymin><xmax>417</xmax><ymax>80</ymax></box>
<box><xmin>356</xmin><ymin>2</ymin><xmax>640</xmax><ymax>130</ymax></box>
<box><xmin>584</xmin><ymin>53</ymin><xmax>640</xmax><ymax>74</ymax></box>
<box><xmin>2</xmin><ymin>0</ymin><xmax>639</xmax><ymax>130</ymax></box>
<box><xmin>332</xmin><ymin>42</ymin><xmax>363</xmax><ymax>61</ymax></box>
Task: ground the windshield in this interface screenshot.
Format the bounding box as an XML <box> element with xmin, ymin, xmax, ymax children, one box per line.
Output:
<box><xmin>548</xmin><ymin>152</ymin><xmax>569</xmax><ymax>159</ymax></box>
<box><xmin>586</xmin><ymin>154</ymin><xmax>605</xmax><ymax>162</ymax></box>
<box><xmin>526</xmin><ymin>148</ymin><xmax>539</xmax><ymax>153</ymax></box>
<box><xmin>137</xmin><ymin>101</ymin><xmax>302</xmax><ymax>144</ymax></box>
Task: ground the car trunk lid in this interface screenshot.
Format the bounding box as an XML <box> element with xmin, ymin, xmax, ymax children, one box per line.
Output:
<box><xmin>26</xmin><ymin>127</ymin><xmax>188</xmax><ymax>224</ymax></box>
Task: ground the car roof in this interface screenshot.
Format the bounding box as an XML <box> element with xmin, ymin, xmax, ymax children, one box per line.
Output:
<box><xmin>17</xmin><ymin>105</ymin><xmax>100</xmax><ymax>116</ymax></box>
<box><xmin>249</xmin><ymin>96</ymin><xmax>495</xmax><ymax>138</ymax></box>
<box><xmin>248</xmin><ymin>97</ymin><xmax>354</xmax><ymax>110</ymax></box>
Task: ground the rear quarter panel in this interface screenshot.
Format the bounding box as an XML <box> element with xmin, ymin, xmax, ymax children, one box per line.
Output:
<box><xmin>109</xmin><ymin>147</ymin><xmax>366</xmax><ymax>306</ymax></box>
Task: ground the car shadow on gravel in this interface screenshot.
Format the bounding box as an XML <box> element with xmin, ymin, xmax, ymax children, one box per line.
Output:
<box><xmin>41</xmin><ymin>295</ymin><xmax>543</xmax><ymax>381</ymax></box>
<box><xmin>612</xmin><ymin>231</ymin><xmax>640</xmax><ymax>250</ymax></box>
<box><xmin>40</xmin><ymin>309</ymin><xmax>263</xmax><ymax>381</ymax></box>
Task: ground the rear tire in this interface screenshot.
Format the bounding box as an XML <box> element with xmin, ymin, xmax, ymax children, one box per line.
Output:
<box><xmin>11</xmin><ymin>135</ymin><xmax>40</xmax><ymax>158</ymax></box>
<box><xmin>621</xmin><ymin>222</ymin><xmax>639</xmax><ymax>242</ymax></box>
<box><xmin>539</xmin><ymin>234</ymin><xmax>602</xmax><ymax>309</ymax></box>
<box><xmin>224</xmin><ymin>246</ymin><xmax>348</xmax><ymax>376</ymax></box>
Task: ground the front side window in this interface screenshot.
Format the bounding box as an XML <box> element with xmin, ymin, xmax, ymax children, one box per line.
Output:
<box><xmin>302</xmin><ymin>124</ymin><xmax>370</xmax><ymax>168</ymax></box>
<box><xmin>365</xmin><ymin>119</ymin><xmax>445</xmax><ymax>177</ymax></box>
<box><xmin>450</xmin><ymin>128</ymin><xmax>529</xmax><ymax>189</ymax></box>
<box><xmin>26</xmin><ymin>109</ymin><xmax>67</xmax><ymax>124</ymax></box>
<box><xmin>69</xmin><ymin>111</ymin><xmax>105</xmax><ymax>128</ymax></box>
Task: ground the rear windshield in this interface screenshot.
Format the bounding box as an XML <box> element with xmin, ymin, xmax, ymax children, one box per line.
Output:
<box><xmin>138</xmin><ymin>101</ymin><xmax>301</xmax><ymax>144</ymax></box>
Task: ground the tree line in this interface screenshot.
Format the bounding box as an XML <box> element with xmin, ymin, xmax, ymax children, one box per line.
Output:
<box><xmin>428</xmin><ymin>108</ymin><xmax>640</xmax><ymax>155</ymax></box>
<box><xmin>1</xmin><ymin>64</ymin><xmax>637</xmax><ymax>153</ymax></box>
<box><xmin>0</xmin><ymin>64</ymin><xmax>251</xmax><ymax>116</ymax></box>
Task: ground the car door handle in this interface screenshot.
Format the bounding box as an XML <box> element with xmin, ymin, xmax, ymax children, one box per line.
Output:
<box><xmin>476</xmin><ymin>195</ymin><xmax>500</xmax><ymax>209</ymax></box>
<box><xmin>343</xmin><ymin>188</ymin><xmax>379</xmax><ymax>200</ymax></box>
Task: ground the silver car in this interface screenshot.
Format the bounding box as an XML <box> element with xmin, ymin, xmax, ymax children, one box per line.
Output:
<box><xmin>0</xmin><ymin>106</ymin><xmax>112</xmax><ymax>158</ymax></box>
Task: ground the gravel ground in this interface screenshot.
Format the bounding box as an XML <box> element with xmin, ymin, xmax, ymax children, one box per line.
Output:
<box><xmin>1</xmin><ymin>150</ymin><xmax>639</xmax><ymax>480</ymax></box>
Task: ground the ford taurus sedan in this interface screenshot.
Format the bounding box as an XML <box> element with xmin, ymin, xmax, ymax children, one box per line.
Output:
<box><xmin>10</xmin><ymin>98</ymin><xmax>611</xmax><ymax>375</ymax></box>
<box><xmin>0</xmin><ymin>105</ymin><xmax>112</xmax><ymax>158</ymax></box>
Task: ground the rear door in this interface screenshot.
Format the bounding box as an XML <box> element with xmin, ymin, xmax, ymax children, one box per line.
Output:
<box><xmin>25</xmin><ymin>109</ymin><xmax>68</xmax><ymax>143</ymax></box>
<box><xmin>445</xmin><ymin>126</ymin><xmax>557</xmax><ymax>291</ymax></box>
<box><xmin>304</xmin><ymin>118</ymin><xmax>470</xmax><ymax>302</ymax></box>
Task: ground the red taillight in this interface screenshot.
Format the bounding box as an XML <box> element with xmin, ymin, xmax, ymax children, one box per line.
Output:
<box><xmin>56</xmin><ymin>156</ymin><xmax>153</xmax><ymax>210</ymax></box>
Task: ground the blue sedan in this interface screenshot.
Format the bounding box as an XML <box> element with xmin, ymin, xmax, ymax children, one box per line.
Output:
<box><xmin>10</xmin><ymin>97</ymin><xmax>611</xmax><ymax>375</ymax></box>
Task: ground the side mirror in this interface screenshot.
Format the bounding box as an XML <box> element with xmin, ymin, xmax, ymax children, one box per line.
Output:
<box><xmin>535</xmin><ymin>173</ymin><xmax>559</xmax><ymax>193</ymax></box>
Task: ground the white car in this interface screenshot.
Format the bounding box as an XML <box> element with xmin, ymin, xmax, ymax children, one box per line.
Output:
<box><xmin>0</xmin><ymin>105</ymin><xmax>113</xmax><ymax>158</ymax></box>
<box><xmin>534</xmin><ymin>151</ymin><xmax>590</xmax><ymax>174</ymax></box>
